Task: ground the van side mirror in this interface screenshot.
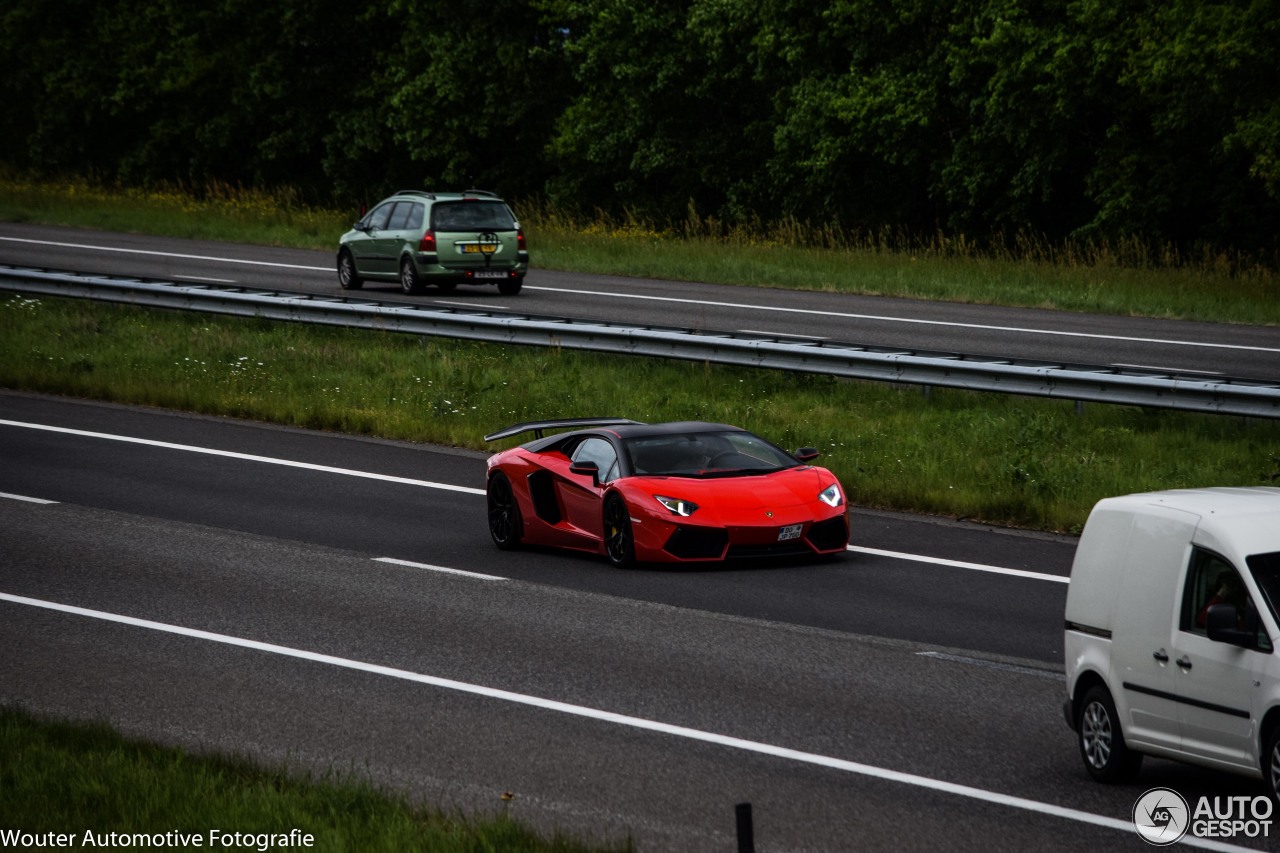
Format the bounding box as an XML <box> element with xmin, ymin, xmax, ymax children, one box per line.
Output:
<box><xmin>1206</xmin><ymin>604</ymin><xmax>1254</xmax><ymax>648</ymax></box>
<box><xmin>794</xmin><ymin>447</ymin><xmax>820</xmax><ymax>463</ymax></box>
<box><xmin>569</xmin><ymin>460</ymin><xmax>600</xmax><ymax>485</ymax></box>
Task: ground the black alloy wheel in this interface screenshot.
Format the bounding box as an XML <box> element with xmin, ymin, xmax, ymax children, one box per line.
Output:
<box><xmin>603</xmin><ymin>493</ymin><xmax>635</xmax><ymax>568</ymax></box>
<box><xmin>487</xmin><ymin>472</ymin><xmax>521</xmax><ymax>550</ymax></box>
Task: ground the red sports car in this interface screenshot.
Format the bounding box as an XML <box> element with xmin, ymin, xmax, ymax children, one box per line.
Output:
<box><xmin>484</xmin><ymin>418</ymin><xmax>849</xmax><ymax>566</ymax></box>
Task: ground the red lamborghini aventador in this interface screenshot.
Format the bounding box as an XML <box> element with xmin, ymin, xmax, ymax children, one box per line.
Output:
<box><xmin>484</xmin><ymin>418</ymin><xmax>850</xmax><ymax>566</ymax></box>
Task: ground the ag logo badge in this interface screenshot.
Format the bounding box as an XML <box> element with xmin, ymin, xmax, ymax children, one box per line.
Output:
<box><xmin>1132</xmin><ymin>787</ymin><xmax>1189</xmax><ymax>845</ymax></box>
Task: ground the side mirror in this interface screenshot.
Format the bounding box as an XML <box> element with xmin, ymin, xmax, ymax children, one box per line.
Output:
<box><xmin>569</xmin><ymin>460</ymin><xmax>600</xmax><ymax>485</ymax></box>
<box><xmin>794</xmin><ymin>447</ymin><xmax>820</xmax><ymax>463</ymax></box>
<box><xmin>1206</xmin><ymin>604</ymin><xmax>1253</xmax><ymax>648</ymax></box>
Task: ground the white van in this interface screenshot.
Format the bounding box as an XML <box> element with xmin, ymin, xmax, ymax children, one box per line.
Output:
<box><xmin>1063</xmin><ymin>487</ymin><xmax>1280</xmax><ymax>799</ymax></box>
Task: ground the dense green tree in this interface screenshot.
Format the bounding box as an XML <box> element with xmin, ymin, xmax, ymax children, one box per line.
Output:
<box><xmin>532</xmin><ymin>0</ymin><xmax>779</xmax><ymax>221</ymax></box>
<box><xmin>1096</xmin><ymin>0</ymin><xmax>1280</xmax><ymax>246</ymax></box>
<box><xmin>0</xmin><ymin>0</ymin><xmax>127</xmax><ymax>175</ymax></box>
<box><xmin>367</xmin><ymin>0</ymin><xmax>572</xmax><ymax>202</ymax></box>
<box><xmin>0</xmin><ymin>0</ymin><xmax>397</xmax><ymax>198</ymax></box>
<box><xmin>755</xmin><ymin>0</ymin><xmax>962</xmax><ymax>231</ymax></box>
<box><xmin>2</xmin><ymin>0</ymin><xmax>1277</xmax><ymax>253</ymax></box>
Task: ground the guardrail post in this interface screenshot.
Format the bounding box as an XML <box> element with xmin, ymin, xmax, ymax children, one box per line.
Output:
<box><xmin>736</xmin><ymin>802</ymin><xmax>755</xmax><ymax>853</ymax></box>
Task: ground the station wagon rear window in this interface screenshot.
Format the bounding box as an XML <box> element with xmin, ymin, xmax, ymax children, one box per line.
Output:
<box><xmin>432</xmin><ymin>201</ymin><xmax>516</xmax><ymax>231</ymax></box>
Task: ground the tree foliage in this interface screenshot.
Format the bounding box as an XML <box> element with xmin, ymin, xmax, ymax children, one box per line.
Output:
<box><xmin>2</xmin><ymin>0</ymin><xmax>1277</xmax><ymax>252</ymax></box>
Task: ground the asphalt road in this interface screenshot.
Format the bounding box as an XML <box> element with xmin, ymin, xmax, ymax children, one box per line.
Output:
<box><xmin>3</xmin><ymin>222</ymin><xmax>1279</xmax><ymax>381</ymax></box>
<box><xmin>1</xmin><ymin>391</ymin><xmax>1271</xmax><ymax>851</ymax></box>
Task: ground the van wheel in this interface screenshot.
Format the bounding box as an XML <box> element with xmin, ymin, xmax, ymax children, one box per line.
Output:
<box><xmin>1264</xmin><ymin>725</ymin><xmax>1280</xmax><ymax>805</ymax></box>
<box><xmin>1077</xmin><ymin>685</ymin><xmax>1142</xmax><ymax>782</ymax></box>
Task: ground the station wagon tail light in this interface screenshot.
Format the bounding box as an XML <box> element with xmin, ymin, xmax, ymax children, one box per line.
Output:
<box><xmin>419</xmin><ymin>230</ymin><xmax>436</xmax><ymax>252</ymax></box>
<box><xmin>517</xmin><ymin>228</ymin><xmax>526</xmax><ymax>250</ymax></box>
<box><xmin>819</xmin><ymin>484</ymin><xmax>843</xmax><ymax>507</ymax></box>
<box><xmin>655</xmin><ymin>495</ymin><xmax>698</xmax><ymax>517</ymax></box>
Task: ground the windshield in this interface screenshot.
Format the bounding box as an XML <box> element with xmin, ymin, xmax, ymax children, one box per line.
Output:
<box><xmin>1247</xmin><ymin>551</ymin><xmax>1280</xmax><ymax>628</ymax></box>
<box><xmin>625</xmin><ymin>430</ymin><xmax>800</xmax><ymax>478</ymax></box>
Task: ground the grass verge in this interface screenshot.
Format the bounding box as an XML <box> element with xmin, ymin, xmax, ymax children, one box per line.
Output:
<box><xmin>3</xmin><ymin>293</ymin><xmax>1277</xmax><ymax>533</ymax></box>
<box><xmin>0</xmin><ymin>706</ymin><xmax>625</xmax><ymax>852</ymax></box>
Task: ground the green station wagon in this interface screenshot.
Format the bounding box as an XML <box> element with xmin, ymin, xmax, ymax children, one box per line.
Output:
<box><xmin>337</xmin><ymin>190</ymin><xmax>529</xmax><ymax>295</ymax></box>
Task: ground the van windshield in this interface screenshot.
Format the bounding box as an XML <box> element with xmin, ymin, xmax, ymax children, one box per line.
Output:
<box><xmin>1247</xmin><ymin>551</ymin><xmax>1280</xmax><ymax>628</ymax></box>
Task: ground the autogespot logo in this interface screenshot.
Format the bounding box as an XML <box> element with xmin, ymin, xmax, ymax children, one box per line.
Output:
<box><xmin>1133</xmin><ymin>787</ymin><xmax>1190</xmax><ymax>845</ymax></box>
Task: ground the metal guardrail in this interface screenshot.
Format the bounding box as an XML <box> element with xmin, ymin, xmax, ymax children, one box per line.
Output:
<box><xmin>3</xmin><ymin>265</ymin><xmax>1278</xmax><ymax>419</ymax></box>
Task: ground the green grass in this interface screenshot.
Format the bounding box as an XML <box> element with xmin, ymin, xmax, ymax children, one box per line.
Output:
<box><xmin>0</xmin><ymin>176</ymin><xmax>345</xmax><ymax>249</ymax></box>
<box><xmin>3</xmin><ymin>293</ymin><xmax>1277</xmax><ymax>533</ymax></box>
<box><xmin>0</xmin><ymin>706</ymin><xmax>625</xmax><ymax>853</ymax></box>
<box><xmin>2</xmin><ymin>175</ymin><xmax>1278</xmax><ymax>325</ymax></box>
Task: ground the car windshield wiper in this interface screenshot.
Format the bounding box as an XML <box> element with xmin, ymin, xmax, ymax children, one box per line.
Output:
<box><xmin>696</xmin><ymin>466</ymin><xmax>789</xmax><ymax>478</ymax></box>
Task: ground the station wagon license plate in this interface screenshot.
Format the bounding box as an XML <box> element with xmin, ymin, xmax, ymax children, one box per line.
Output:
<box><xmin>472</xmin><ymin>270</ymin><xmax>506</xmax><ymax>279</ymax></box>
<box><xmin>777</xmin><ymin>523</ymin><xmax>803</xmax><ymax>541</ymax></box>
<box><xmin>463</xmin><ymin>243</ymin><xmax>497</xmax><ymax>254</ymax></box>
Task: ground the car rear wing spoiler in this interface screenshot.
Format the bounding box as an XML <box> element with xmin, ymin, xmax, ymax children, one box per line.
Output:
<box><xmin>484</xmin><ymin>417</ymin><xmax>643</xmax><ymax>442</ymax></box>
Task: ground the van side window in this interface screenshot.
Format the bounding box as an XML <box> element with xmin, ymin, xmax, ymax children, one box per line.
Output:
<box><xmin>1181</xmin><ymin>548</ymin><xmax>1272</xmax><ymax>650</ymax></box>
<box><xmin>1247</xmin><ymin>551</ymin><xmax>1280</xmax><ymax>637</ymax></box>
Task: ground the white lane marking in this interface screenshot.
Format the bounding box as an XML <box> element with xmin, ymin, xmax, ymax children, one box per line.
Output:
<box><xmin>435</xmin><ymin>300</ymin><xmax>517</xmax><ymax>311</ymax></box>
<box><xmin>1</xmin><ymin>591</ymin><xmax>1249</xmax><ymax>851</ymax></box>
<box><xmin>915</xmin><ymin>651</ymin><xmax>1061</xmax><ymax>680</ymax></box>
<box><xmin>3</xmin><ymin>419</ymin><xmax>1065</xmax><ymax>582</ymax></box>
<box><xmin>737</xmin><ymin>329</ymin><xmax>827</xmax><ymax>340</ymax></box>
<box><xmin>848</xmin><ymin>545</ymin><xmax>1069</xmax><ymax>584</ymax></box>
<box><xmin>0</xmin><ymin>236</ymin><xmax>331</xmax><ymax>272</ymax></box>
<box><xmin>1112</xmin><ymin>363</ymin><xmax>1225</xmax><ymax>376</ymax></box>
<box><xmin>0</xmin><ymin>419</ymin><xmax>484</xmax><ymax>496</ymax></box>
<box><xmin>374</xmin><ymin>557</ymin><xmax>505</xmax><ymax>581</ymax></box>
<box><xmin>527</xmin><ymin>285</ymin><xmax>1280</xmax><ymax>355</ymax></box>
<box><xmin>0</xmin><ymin>492</ymin><xmax>58</xmax><ymax>504</ymax></box>
<box><xmin>172</xmin><ymin>274</ymin><xmax>237</xmax><ymax>284</ymax></box>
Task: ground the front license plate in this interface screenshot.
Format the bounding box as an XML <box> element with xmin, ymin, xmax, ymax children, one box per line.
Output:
<box><xmin>472</xmin><ymin>270</ymin><xmax>506</xmax><ymax>280</ymax></box>
<box><xmin>463</xmin><ymin>243</ymin><xmax>497</xmax><ymax>254</ymax></box>
<box><xmin>777</xmin><ymin>524</ymin><xmax>803</xmax><ymax>541</ymax></box>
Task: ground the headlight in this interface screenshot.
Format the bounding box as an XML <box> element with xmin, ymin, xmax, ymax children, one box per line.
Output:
<box><xmin>818</xmin><ymin>483</ymin><xmax>843</xmax><ymax>508</ymax></box>
<box><xmin>655</xmin><ymin>495</ymin><xmax>698</xmax><ymax>516</ymax></box>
